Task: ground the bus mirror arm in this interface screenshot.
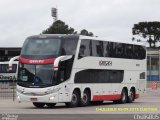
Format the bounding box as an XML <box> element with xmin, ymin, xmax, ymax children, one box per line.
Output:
<box><xmin>9</xmin><ymin>56</ymin><xmax>20</xmax><ymax>71</ymax></box>
<box><xmin>54</xmin><ymin>55</ymin><xmax>72</xmax><ymax>71</ymax></box>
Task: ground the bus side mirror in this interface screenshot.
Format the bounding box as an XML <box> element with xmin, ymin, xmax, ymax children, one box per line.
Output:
<box><xmin>54</xmin><ymin>55</ymin><xmax>72</xmax><ymax>71</ymax></box>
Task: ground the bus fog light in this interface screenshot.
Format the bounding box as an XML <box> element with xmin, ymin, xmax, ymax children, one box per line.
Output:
<box><xmin>49</xmin><ymin>96</ymin><xmax>55</xmax><ymax>100</ymax></box>
<box><xmin>17</xmin><ymin>96</ymin><xmax>20</xmax><ymax>100</ymax></box>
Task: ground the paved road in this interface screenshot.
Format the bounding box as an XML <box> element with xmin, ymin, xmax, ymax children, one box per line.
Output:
<box><xmin>0</xmin><ymin>88</ymin><xmax>159</xmax><ymax>115</ymax></box>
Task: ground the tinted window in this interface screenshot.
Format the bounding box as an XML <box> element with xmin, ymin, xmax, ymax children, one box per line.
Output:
<box><xmin>74</xmin><ymin>69</ymin><xmax>124</xmax><ymax>83</ymax></box>
<box><xmin>78</xmin><ymin>39</ymin><xmax>91</xmax><ymax>58</ymax></box>
<box><xmin>21</xmin><ymin>38</ymin><xmax>61</xmax><ymax>56</ymax></box>
<box><xmin>0</xmin><ymin>64</ymin><xmax>17</xmax><ymax>73</ymax></box>
<box><xmin>124</xmin><ymin>44</ymin><xmax>133</xmax><ymax>59</ymax></box>
<box><xmin>103</xmin><ymin>41</ymin><xmax>109</xmax><ymax>57</ymax></box>
<box><xmin>92</xmin><ymin>40</ymin><xmax>104</xmax><ymax>57</ymax></box>
<box><xmin>115</xmin><ymin>43</ymin><xmax>124</xmax><ymax>58</ymax></box>
<box><xmin>133</xmin><ymin>45</ymin><xmax>146</xmax><ymax>59</ymax></box>
<box><xmin>61</xmin><ymin>39</ymin><xmax>78</xmax><ymax>55</ymax></box>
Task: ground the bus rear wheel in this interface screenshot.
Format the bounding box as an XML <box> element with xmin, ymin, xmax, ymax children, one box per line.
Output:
<box><xmin>46</xmin><ymin>103</ymin><xmax>56</xmax><ymax>108</ymax></box>
<box><xmin>33</xmin><ymin>102</ymin><xmax>45</xmax><ymax>108</ymax></box>
<box><xmin>80</xmin><ymin>90</ymin><xmax>90</xmax><ymax>107</ymax></box>
<box><xmin>113</xmin><ymin>89</ymin><xmax>127</xmax><ymax>104</ymax></box>
<box><xmin>65</xmin><ymin>90</ymin><xmax>80</xmax><ymax>107</ymax></box>
<box><xmin>128</xmin><ymin>89</ymin><xmax>135</xmax><ymax>103</ymax></box>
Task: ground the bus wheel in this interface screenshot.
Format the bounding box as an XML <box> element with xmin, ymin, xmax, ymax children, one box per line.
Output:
<box><xmin>128</xmin><ymin>89</ymin><xmax>135</xmax><ymax>103</ymax></box>
<box><xmin>33</xmin><ymin>102</ymin><xmax>45</xmax><ymax>108</ymax></box>
<box><xmin>119</xmin><ymin>89</ymin><xmax>127</xmax><ymax>104</ymax></box>
<box><xmin>65</xmin><ymin>90</ymin><xmax>80</xmax><ymax>107</ymax></box>
<box><xmin>46</xmin><ymin>103</ymin><xmax>56</xmax><ymax>108</ymax></box>
<box><xmin>80</xmin><ymin>90</ymin><xmax>90</xmax><ymax>107</ymax></box>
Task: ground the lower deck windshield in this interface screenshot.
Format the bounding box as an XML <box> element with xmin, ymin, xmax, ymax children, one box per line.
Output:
<box><xmin>17</xmin><ymin>63</ymin><xmax>57</xmax><ymax>88</ymax></box>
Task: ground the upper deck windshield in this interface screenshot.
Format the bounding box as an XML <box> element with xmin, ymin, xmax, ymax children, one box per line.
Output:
<box><xmin>21</xmin><ymin>38</ymin><xmax>61</xmax><ymax>56</ymax></box>
<box><xmin>21</xmin><ymin>36</ymin><xmax>79</xmax><ymax>59</ymax></box>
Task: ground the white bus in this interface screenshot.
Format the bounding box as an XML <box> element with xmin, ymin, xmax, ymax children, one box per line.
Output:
<box><xmin>0</xmin><ymin>61</ymin><xmax>18</xmax><ymax>82</ymax></box>
<box><xmin>9</xmin><ymin>34</ymin><xmax>146</xmax><ymax>108</ymax></box>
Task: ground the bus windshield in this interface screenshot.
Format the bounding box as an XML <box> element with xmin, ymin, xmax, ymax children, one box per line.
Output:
<box><xmin>21</xmin><ymin>38</ymin><xmax>61</xmax><ymax>56</ymax></box>
<box><xmin>17</xmin><ymin>63</ymin><xmax>58</xmax><ymax>87</ymax></box>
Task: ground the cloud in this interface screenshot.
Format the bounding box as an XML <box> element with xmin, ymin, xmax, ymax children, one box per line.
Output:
<box><xmin>0</xmin><ymin>0</ymin><xmax>160</xmax><ymax>47</ymax></box>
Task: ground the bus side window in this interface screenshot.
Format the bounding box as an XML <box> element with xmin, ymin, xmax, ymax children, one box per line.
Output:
<box><xmin>61</xmin><ymin>39</ymin><xmax>78</xmax><ymax>55</ymax></box>
<box><xmin>104</xmin><ymin>41</ymin><xmax>109</xmax><ymax>57</ymax></box>
<box><xmin>78</xmin><ymin>39</ymin><xmax>91</xmax><ymax>59</ymax></box>
<box><xmin>92</xmin><ymin>40</ymin><xmax>104</xmax><ymax>57</ymax></box>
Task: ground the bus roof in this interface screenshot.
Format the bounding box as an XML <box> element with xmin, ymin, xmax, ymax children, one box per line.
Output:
<box><xmin>27</xmin><ymin>34</ymin><xmax>145</xmax><ymax>46</ymax></box>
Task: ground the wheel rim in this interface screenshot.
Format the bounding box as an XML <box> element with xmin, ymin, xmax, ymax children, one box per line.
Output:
<box><xmin>82</xmin><ymin>93</ymin><xmax>88</xmax><ymax>104</ymax></box>
<box><xmin>71</xmin><ymin>93</ymin><xmax>77</xmax><ymax>104</ymax></box>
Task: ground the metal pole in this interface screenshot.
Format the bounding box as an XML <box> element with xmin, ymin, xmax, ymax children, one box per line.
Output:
<box><xmin>149</xmin><ymin>56</ymin><xmax>152</xmax><ymax>81</ymax></box>
<box><xmin>13</xmin><ymin>80</ymin><xmax>15</xmax><ymax>101</ymax></box>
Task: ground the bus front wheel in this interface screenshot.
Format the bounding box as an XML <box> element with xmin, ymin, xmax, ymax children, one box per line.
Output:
<box><xmin>33</xmin><ymin>102</ymin><xmax>45</xmax><ymax>108</ymax></box>
<box><xmin>65</xmin><ymin>90</ymin><xmax>80</xmax><ymax>107</ymax></box>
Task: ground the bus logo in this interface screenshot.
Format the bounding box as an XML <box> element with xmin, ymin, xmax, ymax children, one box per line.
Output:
<box><xmin>99</xmin><ymin>60</ymin><xmax>112</xmax><ymax>66</ymax></box>
<box><xmin>29</xmin><ymin>60</ymin><xmax>44</xmax><ymax>64</ymax></box>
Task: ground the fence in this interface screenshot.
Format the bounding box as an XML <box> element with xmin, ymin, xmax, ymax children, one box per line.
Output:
<box><xmin>0</xmin><ymin>80</ymin><xmax>16</xmax><ymax>100</ymax></box>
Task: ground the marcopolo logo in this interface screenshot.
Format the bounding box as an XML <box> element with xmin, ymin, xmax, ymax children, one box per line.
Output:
<box><xmin>29</xmin><ymin>60</ymin><xmax>44</xmax><ymax>64</ymax></box>
<box><xmin>99</xmin><ymin>60</ymin><xmax>112</xmax><ymax>66</ymax></box>
<box><xmin>0</xmin><ymin>75</ymin><xmax>16</xmax><ymax>80</ymax></box>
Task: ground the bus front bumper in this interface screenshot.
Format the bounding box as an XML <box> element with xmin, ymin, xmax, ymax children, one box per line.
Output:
<box><xmin>17</xmin><ymin>92</ymin><xmax>59</xmax><ymax>103</ymax></box>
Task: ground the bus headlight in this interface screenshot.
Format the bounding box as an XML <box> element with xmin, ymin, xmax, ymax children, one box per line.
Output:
<box><xmin>17</xmin><ymin>96</ymin><xmax>20</xmax><ymax>101</ymax></box>
<box><xmin>49</xmin><ymin>96</ymin><xmax>55</xmax><ymax>100</ymax></box>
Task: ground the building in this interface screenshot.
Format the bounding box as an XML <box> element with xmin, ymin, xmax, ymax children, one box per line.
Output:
<box><xmin>147</xmin><ymin>47</ymin><xmax>160</xmax><ymax>81</ymax></box>
<box><xmin>0</xmin><ymin>47</ymin><xmax>21</xmax><ymax>62</ymax></box>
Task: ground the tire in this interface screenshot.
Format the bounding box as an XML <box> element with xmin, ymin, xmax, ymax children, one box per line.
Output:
<box><xmin>128</xmin><ymin>89</ymin><xmax>135</xmax><ymax>103</ymax></box>
<box><xmin>80</xmin><ymin>90</ymin><xmax>90</xmax><ymax>107</ymax></box>
<box><xmin>33</xmin><ymin>102</ymin><xmax>45</xmax><ymax>108</ymax></box>
<box><xmin>119</xmin><ymin>89</ymin><xmax>128</xmax><ymax>104</ymax></box>
<box><xmin>65</xmin><ymin>90</ymin><xmax>80</xmax><ymax>107</ymax></box>
<box><xmin>46</xmin><ymin>103</ymin><xmax>56</xmax><ymax>108</ymax></box>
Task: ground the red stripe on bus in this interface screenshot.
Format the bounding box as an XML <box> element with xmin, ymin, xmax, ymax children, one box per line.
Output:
<box><xmin>135</xmin><ymin>94</ymin><xmax>139</xmax><ymax>99</ymax></box>
<box><xmin>19</xmin><ymin>57</ymin><xmax>55</xmax><ymax>64</ymax></box>
<box><xmin>54</xmin><ymin>66</ymin><xmax>59</xmax><ymax>68</ymax></box>
<box><xmin>92</xmin><ymin>94</ymin><xmax>121</xmax><ymax>101</ymax></box>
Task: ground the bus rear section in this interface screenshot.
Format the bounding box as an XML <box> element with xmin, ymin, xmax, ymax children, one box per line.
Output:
<box><xmin>11</xmin><ymin>34</ymin><xmax>146</xmax><ymax>108</ymax></box>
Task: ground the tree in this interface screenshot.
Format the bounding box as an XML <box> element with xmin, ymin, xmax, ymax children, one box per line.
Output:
<box><xmin>43</xmin><ymin>20</ymin><xmax>77</xmax><ymax>34</ymax></box>
<box><xmin>80</xmin><ymin>29</ymin><xmax>93</xmax><ymax>36</ymax></box>
<box><xmin>132</xmin><ymin>21</ymin><xmax>160</xmax><ymax>48</ymax></box>
<box><xmin>43</xmin><ymin>20</ymin><xmax>94</xmax><ymax>36</ymax></box>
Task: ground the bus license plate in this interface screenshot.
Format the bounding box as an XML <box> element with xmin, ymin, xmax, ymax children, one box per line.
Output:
<box><xmin>30</xmin><ymin>98</ymin><xmax>38</xmax><ymax>101</ymax></box>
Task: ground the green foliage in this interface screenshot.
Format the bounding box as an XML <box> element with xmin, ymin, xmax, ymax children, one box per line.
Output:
<box><xmin>132</xmin><ymin>21</ymin><xmax>160</xmax><ymax>48</ymax></box>
<box><xmin>43</xmin><ymin>20</ymin><xmax>76</xmax><ymax>34</ymax></box>
<box><xmin>43</xmin><ymin>20</ymin><xmax>94</xmax><ymax>36</ymax></box>
<box><xmin>80</xmin><ymin>29</ymin><xmax>93</xmax><ymax>36</ymax></box>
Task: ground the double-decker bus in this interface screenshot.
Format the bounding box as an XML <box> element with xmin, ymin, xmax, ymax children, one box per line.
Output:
<box><xmin>9</xmin><ymin>34</ymin><xmax>146</xmax><ymax>108</ymax></box>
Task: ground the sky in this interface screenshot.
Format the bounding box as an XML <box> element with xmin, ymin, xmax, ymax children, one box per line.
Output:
<box><xmin>0</xmin><ymin>0</ymin><xmax>160</xmax><ymax>47</ymax></box>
